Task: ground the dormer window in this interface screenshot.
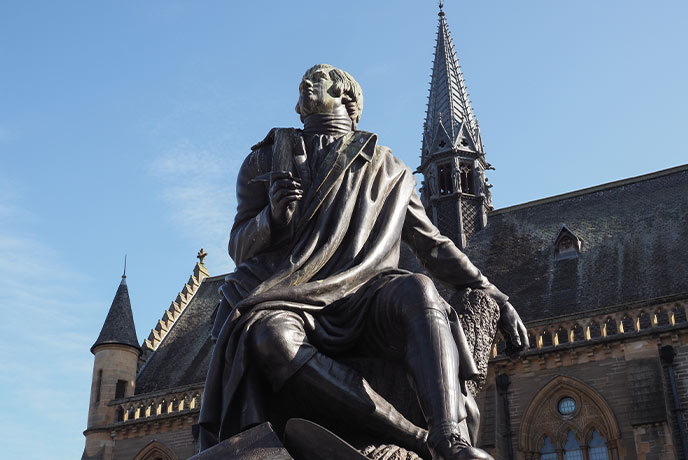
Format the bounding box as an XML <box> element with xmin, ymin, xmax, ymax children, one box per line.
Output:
<box><xmin>554</xmin><ymin>226</ymin><xmax>582</xmax><ymax>260</ymax></box>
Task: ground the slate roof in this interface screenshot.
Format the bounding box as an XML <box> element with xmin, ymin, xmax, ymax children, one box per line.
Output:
<box><xmin>135</xmin><ymin>275</ymin><xmax>223</xmax><ymax>394</ymax></box>
<box><xmin>464</xmin><ymin>165</ymin><xmax>688</xmax><ymax>324</ymax></box>
<box><xmin>91</xmin><ymin>276</ymin><xmax>140</xmax><ymax>353</ymax></box>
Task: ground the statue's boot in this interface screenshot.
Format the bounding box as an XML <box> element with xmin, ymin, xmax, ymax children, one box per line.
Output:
<box><xmin>287</xmin><ymin>352</ymin><xmax>430</xmax><ymax>459</ymax></box>
<box><xmin>403</xmin><ymin>307</ymin><xmax>493</xmax><ymax>460</ymax></box>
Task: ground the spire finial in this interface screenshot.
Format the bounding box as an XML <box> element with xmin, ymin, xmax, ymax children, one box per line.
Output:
<box><xmin>438</xmin><ymin>0</ymin><xmax>445</xmax><ymax>16</ymax></box>
<box><xmin>197</xmin><ymin>248</ymin><xmax>208</xmax><ymax>265</ymax></box>
<box><xmin>122</xmin><ymin>254</ymin><xmax>127</xmax><ymax>279</ymax></box>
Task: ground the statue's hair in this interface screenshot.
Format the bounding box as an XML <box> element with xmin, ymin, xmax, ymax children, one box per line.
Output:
<box><xmin>297</xmin><ymin>64</ymin><xmax>364</xmax><ymax>128</ymax></box>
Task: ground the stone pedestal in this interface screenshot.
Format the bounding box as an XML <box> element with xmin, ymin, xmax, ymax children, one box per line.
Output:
<box><xmin>188</xmin><ymin>423</ymin><xmax>292</xmax><ymax>460</ymax></box>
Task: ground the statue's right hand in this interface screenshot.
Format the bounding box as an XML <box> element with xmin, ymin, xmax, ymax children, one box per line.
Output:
<box><xmin>268</xmin><ymin>171</ymin><xmax>303</xmax><ymax>227</ymax></box>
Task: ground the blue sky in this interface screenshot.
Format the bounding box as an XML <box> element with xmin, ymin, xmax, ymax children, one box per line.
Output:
<box><xmin>1</xmin><ymin>1</ymin><xmax>686</xmax><ymax>459</ymax></box>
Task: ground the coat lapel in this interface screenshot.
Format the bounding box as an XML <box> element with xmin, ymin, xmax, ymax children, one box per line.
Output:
<box><xmin>298</xmin><ymin>131</ymin><xmax>377</xmax><ymax>228</ymax></box>
<box><xmin>268</xmin><ymin>129</ymin><xmax>378</xmax><ymax>233</ymax></box>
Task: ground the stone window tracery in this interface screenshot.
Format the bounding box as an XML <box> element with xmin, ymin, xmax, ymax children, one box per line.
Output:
<box><xmin>519</xmin><ymin>376</ymin><xmax>620</xmax><ymax>460</ymax></box>
<box><xmin>133</xmin><ymin>441</ymin><xmax>177</xmax><ymax>460</ymax></box>
<box><xmin>588</xmin><ymin>430</ymin><xmax>609</xmax><ymax>460</ymax></box>
<box><xmin>558</xmin><ymin>397</ymin><xmax>576</xmax><ymax>415</ymax></box>
<box><xmin>563</xmin><ymin>430</ymin><xmax>583</xmax><ymax>460</ymax></box>
<box><xmin>540</xmin><ymin>436</ymin><xmax>557</xmax><ymax>460</ymax></box>
<box><xmin>459</xmin><ymin>162</ymin><xmax>473</xmax><ymax>194</ymax></box>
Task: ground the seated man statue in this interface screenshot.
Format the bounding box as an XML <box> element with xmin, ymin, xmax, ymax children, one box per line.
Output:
<box><xmin>199</xmin><ymin>64</ymin><xmax>528</xmax><ymax>460</ymax></box>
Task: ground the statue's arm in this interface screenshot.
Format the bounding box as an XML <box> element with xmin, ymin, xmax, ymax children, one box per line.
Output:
<box><xmin>228</xmin><ymin>150</ymin><xmax>273</xmax><ymax>265</ymax></box>
<box><xmin>401</xmin><ymin>189</ymin><xmax>509</xmax><ymax>306</ymax></box>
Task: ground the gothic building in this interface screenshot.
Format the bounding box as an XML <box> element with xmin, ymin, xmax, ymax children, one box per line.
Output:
<box><xmin>81</xmin><ymin>7</ymin><xmax>688</xmax><ymax>460</ymax></box>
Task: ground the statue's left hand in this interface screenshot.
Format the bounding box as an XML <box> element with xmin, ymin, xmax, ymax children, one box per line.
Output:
<box><xmin>498</xmin><ymin>302</ymin><xmax>529</xmax><ymax>353</ymax></box>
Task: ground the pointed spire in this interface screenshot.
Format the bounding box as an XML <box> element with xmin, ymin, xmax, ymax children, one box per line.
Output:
<box><xmin>91</xmin><ymin>271</ymin><xmax>140</xmax><ymax>354</ymax></box>
<box><xmin>423</xmin><ymin>7</ymin><xmax>483</xmax><ymax>159</ymax></box>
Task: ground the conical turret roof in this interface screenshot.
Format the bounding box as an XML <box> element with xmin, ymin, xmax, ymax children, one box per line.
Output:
<box><xmin>91</xmin><ymin>275</ymin><xmax>140</xmax><ymax>354</ymax></box>
<box><xmin>422</xmin><ymin>8</ymin><xmax>483</xmax><ymax>159</ymax></box>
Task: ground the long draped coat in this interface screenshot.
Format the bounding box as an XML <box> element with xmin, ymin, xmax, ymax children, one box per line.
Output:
<box><xmin>199</xmin><ymin>128</ymin><xmax>508</xmax><ymax>442</ymax></box>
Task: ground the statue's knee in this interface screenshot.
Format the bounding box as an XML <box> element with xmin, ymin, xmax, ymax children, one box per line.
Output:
<box><xmin>399</xmin><ymin>273</ymin><xmax>448</xmax><ymax>317</ymax></box>
<box><xmin>248</xmin><ymin>313</ymin><xmax>306</xmax><ymax>368</ymax></box>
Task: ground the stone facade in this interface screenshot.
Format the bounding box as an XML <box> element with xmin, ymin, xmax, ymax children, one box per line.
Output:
<box><xmin>478</xmin><ymin>299</ymin><xmax>688</xmax><ymax>460</ymax></box>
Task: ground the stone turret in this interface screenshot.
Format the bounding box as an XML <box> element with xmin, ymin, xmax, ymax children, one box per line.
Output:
<box><xmin>419</xmin><ymin>4</ymin><xmax>493</xmax><ymax>248</ymax></box>
<box><xmin>83</xmin><ymin>273</ymin><xmax>140</xmax><ymax>460</ymax></box>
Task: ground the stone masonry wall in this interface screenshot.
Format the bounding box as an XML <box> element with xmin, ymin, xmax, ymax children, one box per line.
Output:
<box><xmin>480</xmin><ymin>330</ymin><xmax>688</xmax><ymax>460</ymax></box>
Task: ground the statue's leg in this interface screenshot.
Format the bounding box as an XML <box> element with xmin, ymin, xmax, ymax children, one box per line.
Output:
<box><xmin>464</xmin><ymin>393</ymin><xmax>480</xmax><ymax>446</ymax></box>
<box><xmin>248</xmin><ymin>311</ymin><xmax>429</xmax><ymax>457</ymax></box>
<box><xmin>368</xmin><ymin>274</ymin><xmax>493</xmax><ymax>460</ymax></box>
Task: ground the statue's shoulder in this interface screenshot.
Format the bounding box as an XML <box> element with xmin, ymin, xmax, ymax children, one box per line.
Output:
<box><xmin>355</xmin><ymin>131</ymin><xmax>412</xmax><ymax>174</ymax></box>
<box><xmin>250</xmin><ymin>127</ymin><xmax>301</xmax><ymax>152</ymax></box>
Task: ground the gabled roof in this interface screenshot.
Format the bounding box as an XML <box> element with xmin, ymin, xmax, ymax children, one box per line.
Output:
<box><xmin>91</xmin><ymin>276</ymin><xmax>140</xmax><ymax>354</ymax></box>
<box><xmin>422</xmin><ymin>9</ymin><xmax>483</xmax><ymax>159</ymax></box>
<box><xmin>464</xmin><ymin>165</ymin><xmax>688</xmax><ymax>323</ymax></box>
<box><xmin>135</xmin><ymin>276</ymin><xmax>223</xmax><ymax>394</ymax></box>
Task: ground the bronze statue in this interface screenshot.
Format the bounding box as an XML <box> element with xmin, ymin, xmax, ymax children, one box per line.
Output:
<box><xmin>199</xmin><ymin>64</ymin><xmax>528</xmax><ymax>460</ymax></box>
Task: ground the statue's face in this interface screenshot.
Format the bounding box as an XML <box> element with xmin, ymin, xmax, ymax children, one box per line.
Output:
<box><xmin>297</xmin><ymin>66</ymin><xmax>344</xmax><ymax>117</ymax></box>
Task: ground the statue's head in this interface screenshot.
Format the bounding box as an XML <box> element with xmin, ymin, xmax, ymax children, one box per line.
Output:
<box><xmin>295</xmin><ymin>64</ymin><xmax>364</xmax><ymax>128</ymax></box>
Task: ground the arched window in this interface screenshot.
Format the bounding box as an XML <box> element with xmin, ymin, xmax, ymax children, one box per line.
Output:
<box><xmin>556</xmin><ymin>327</ymin><xmax>569</xmax><ymax>345</ymax></box>
<box><xmin>603</xmin><ymin>318</ymin><xmax>617</xmax><ymax>337</ymax></box>
<box><xmin>571</xmin><ymin>324</ymin><xmax>585</xmax><ymax>342</ymax></box>
<box><xmin>588</xmin><ymin>430</ymin><xmax>609</xmax><ymax>460</ymax></box>
<box><xmin>563</xmin><ymin>430</ymin><xmax>583</xmax><ymax>460</ymax></box>
<box><xmin>588</xmin><ymin>322</ymin><xmax>601</xmax><ymax>339</ymax></box>
<box><xmin>519</xmin><ymin>376</ymin><xmax>621</xmax><ymax>460</ymax></box>
<box><xmin>638</xmin><ymin>311</ymin><xmax>651</xmax><ymax>330</ymax></box>
<box><xmin>621</xmin><ymin>315</ymin><xmax>634</xmax><ymax>333</ymax></box>
<box><xmin>133</xmin><ymin>440</ymin><xmax>177</xmax><ymax>460</ymax></box>
<box><xmin>496</xmin><ymin>339</ymin><xmax>507</xmax><ymax>355</ymax></box>
<box><xmin>540</xmin><ymin>436</ymin><xmax>557</xmax><ymax>460</ymax></box>
<box><xmin>656</xmin><ymin>310</ymin><xmax>669</xmax><ymax>327</ymax></box>
<box><xmin>528</xmin><ymin>331</ymin><xmax>537</xmax><ymax>349</ymax></box>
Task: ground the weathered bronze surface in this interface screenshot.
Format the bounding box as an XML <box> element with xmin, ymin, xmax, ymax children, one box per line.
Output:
<box><xmin>199</xmin><ymin>64</ymin><xmax>528</xmax><ymax>460</ymax></box>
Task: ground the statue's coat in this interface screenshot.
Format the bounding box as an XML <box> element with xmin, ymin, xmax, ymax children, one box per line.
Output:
<box><xmin>199</xmin><ymin>129</ymin><xmax>507</xmax><ymax>442</ymax></box>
